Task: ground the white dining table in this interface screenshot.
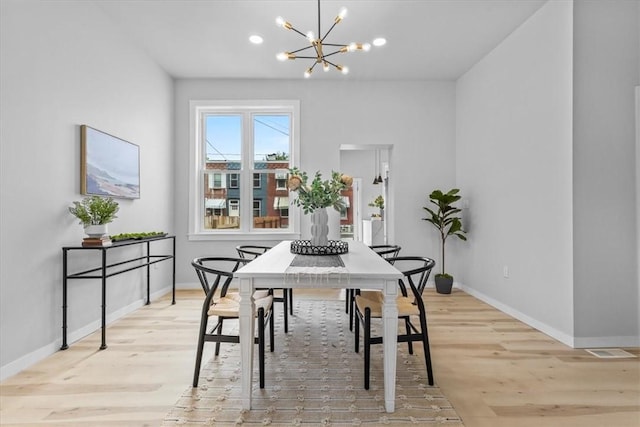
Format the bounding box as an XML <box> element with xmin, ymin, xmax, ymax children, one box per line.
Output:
<box><xmin>234</xmin><ymin>240</ymin><xmax>403</xmax><ymax>413</ymax></box>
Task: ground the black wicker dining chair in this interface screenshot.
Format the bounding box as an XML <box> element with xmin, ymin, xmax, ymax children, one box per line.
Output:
<box><xmin>236</xmin><ymin>245</ymin><xmax>294</xmax><ymax>333</ymax></box>
<box><xmin>346</xmin><ymin>245</ymin><xmax>402</xmax><ymax>331</ymax></box>
<box><xmin>354</xmin><ymin>256</ymin><xmax>436</xmax><ymax>389</ymax></box>
<box><xmin>191</xmin><ymin>256</ymin><xmax>274</xmax><ymax>389</ymax></box>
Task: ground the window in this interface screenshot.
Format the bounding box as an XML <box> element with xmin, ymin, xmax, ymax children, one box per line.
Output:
<box><xmin>208</xmin><ymin>173</ymin><xmax>224</xmax><ymax>188</ymax></box>
<box><xmin>275</xmin><ymin>172</ymin><xmax>287</xmax><ymax>190</ymax></box>
<box><xmin>189</xmin><ymin>100</ymin><xmax>300</xmax><ymax>240</ymax></box>
<box><xmin>229</xmin><ymin>173</ymin><xmax>239</xmax><ymax>188</ymax></box>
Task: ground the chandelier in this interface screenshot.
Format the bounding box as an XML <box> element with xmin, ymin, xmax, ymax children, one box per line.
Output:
<box><xmin>275</xmin><ymin>0</ymin><xmax>371</xmax><ymax>78</ymax></box>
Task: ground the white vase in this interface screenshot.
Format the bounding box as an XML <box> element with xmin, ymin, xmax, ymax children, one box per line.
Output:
<box><xmin>310</xmin><ymin>207</ymin><xmax>329</xmax><ymax>247</ymax></box>
<box><xmin>84</xmin><ymin>224</ymin><xmax>108</xmax><ymax>238</ymax></box>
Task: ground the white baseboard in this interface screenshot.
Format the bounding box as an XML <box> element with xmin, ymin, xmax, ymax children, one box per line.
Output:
<box><xmin>573</xmin><ymin>335</ymin><xmax>640</xmax><ymax>349</ymax></box>
<box><xmin>457</xmin><ymin>280</ymin><xmax>640</xmax><ymax>349</ymax></box>
<box><xmin>0</xmin><ymin>287</ymin><xmax>171</xmax><ymax>382</ymax></box>
<box><xmin>0</xmin><ymin>341</ymin><xmax>61</xmax><ymax>383</ymax></box>
<box><xmin>457</xmin><ymin>282</ymin><xmax>640</xmax><ymax>349</ymax></box>
<box><xmin>176</xmin><ymin>281</ymin><xmax>199</xmax><ymax>290</ymax></box>
<box><xmin>457</xmin><ymin>282</ymin><xmax>575</xmax><ymax>348</ymax></box>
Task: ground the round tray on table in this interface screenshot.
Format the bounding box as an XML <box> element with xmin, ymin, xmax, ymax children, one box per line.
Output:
<box><xmin>290</xmin><ymin>240</ymin><xmax>349</xmax><ymax>255</ymax></box>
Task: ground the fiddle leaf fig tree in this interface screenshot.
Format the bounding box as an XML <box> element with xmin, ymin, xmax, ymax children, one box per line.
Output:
<box><xmin>422</xmin><ymin>188</ymin><xmax>467</xmax><ymax>277</ymax></box>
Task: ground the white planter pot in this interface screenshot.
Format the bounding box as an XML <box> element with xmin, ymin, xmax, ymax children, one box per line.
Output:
<box><xmin>84</xmin><ymin>224</ymin><xmax>108</xmax><ymax>238</ymax></box>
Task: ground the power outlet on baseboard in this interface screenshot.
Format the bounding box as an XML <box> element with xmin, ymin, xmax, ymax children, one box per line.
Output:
<box><xmin>503</xmin><ymin>266</ymin><xmax>509</xmax><ymax>278</ymax></box>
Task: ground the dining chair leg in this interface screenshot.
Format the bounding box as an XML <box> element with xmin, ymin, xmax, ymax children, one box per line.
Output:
<box><xmin>405</xmin><ymin>318</ymin><xmax>414</xmax><ymax>354</ymax></box>
<box><xmin>345</xmin><ymin>289</ymin><xmax>350</xmax><ymax>314</ymax></box>
<box><xmin>269</xmin><ymin>307</ymin><xmax>275</xmax><ymax>353</ymax></box>
<box><xmin>258</xmin><ymin>307</ymin><xmax>265</xmax><ymax>389</ymax></box>
<box><xmin>214</xmin><ymin>318</ymin><xmax>223</xmax><ymax>356</ymax></box>
<box><xmin>349</xmin><ymin>290</ymin><xmax>356</xmax><ymax>331</ymax></box>
<box><xmin>347</xmin><ymin>289</ymin><xmax>358</xmax><ymax>331</ymax></box>
<box><xmin>354</xmin><ymin>308</ymin><xmax>360</xmax><ymax>353</ymax></box>
<box><xmin>364</xmin><ymin>307</ymin><xmax>371</xmax><ymax>390</ymax></box>
<box><xmin>419</xmin><ymin>312</ymin><xmax>434</xmax><ymax>386</ymax></box>
<box><xmin>282</xmin><ymin>289</ymin><xmax>289</xmax><ymax>333</ymax></box>
<box><xmin>288</xmin><ymin>289</ymin><xmax>293</xmax><ymax>315</ymax></box>
<box><xmin>192</xmin><ymin>314</ymin><xmax>208</xmax><ymax>387</ymax></box>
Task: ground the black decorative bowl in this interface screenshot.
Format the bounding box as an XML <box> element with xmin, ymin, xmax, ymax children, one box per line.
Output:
<box><xmin>290</xmin><ymin>240</ymin><xmax>349</xmax><ymax>255</ymax></box>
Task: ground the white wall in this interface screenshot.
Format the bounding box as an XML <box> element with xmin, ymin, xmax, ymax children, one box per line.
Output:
<box><xmin>173</xmin><ymin>80</ymin><xmax>456</xmax><ymax>286</ymax></box>
<box><xmin>0</xmin><ymin>1</ymin><xmax>174</xmax><ymax>379</ymax></box>
<box><xmin>456</xmin><ymin>1</ymin><xmax>576</xmax><ymax>344</ymax></box>
<box><xmin>572</xmin><ymin>0</ymin><xmax>639</xmax><ymax>347</ymax></box>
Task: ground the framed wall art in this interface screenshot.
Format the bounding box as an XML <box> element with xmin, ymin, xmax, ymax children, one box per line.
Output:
<box><xmin>81</xmin><ymin>125</ymin><xmax>140</xmax><ymax>199</ymax></box>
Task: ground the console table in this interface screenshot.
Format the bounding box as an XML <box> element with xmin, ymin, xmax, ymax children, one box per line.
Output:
<box><xmin>61</xmin><ymin>235</ymin><xmax>175</xmax><ymax>350</ymax></box>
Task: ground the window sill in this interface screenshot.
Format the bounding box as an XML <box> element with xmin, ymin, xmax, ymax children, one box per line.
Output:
<box><xmin>188</xmin><ymin>231</ymin><xmax>301</xmax><ymax>242</ymax></box>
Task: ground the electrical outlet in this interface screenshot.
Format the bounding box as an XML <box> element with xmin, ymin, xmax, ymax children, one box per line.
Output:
<box><xmin>503</xmin><ymin>266</ymin><xmax>509</xmax><ymax>278</ymax></box>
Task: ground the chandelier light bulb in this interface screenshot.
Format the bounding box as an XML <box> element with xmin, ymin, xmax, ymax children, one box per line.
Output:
<box><xmin>304</xmin><ymin>68</ymin><xmax>313</xmax><ymax>78</ymax></box>
<box><xmin>275</xmin><ymin>16</ymin><xmax>290</xmax><ymax>29</ymax></box>
<box><xmin>276</xmin><ymin>52</ymin><xmax>288</xmax><ymax>61</ymax></box>
<box><xmin>338</xmin><ymin>7</ymin><xmax>348</xmax><ymax>21</ymax></box>
<box><xmin>363</xmin><ymin>43</ymin><xmax>371</xmax><ymax>51</ymax></box>
<box><xmin>306</xmin><ymin>31</ymin><xmax>315</xmax><ymax>41</ymax></box>
<box><xmin>348</xmin><ymin>42</ymin><xmax>357</xmax><ymax>52</ymax></box>
<box><xmin>322</xmin><ymin>61</ymin><xmax>330</xmax><ymax>72</ymax></box>
<box><xmin>336</xmin><ymin>65</ymin><xmax>349</xmax><ymax>75</ymax></box>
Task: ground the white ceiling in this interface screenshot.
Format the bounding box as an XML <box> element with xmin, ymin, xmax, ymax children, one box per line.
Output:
<box><xmin>94</xmin><ymin>0</ymin><xmax>547</xmax><ymax>80</ymax></box>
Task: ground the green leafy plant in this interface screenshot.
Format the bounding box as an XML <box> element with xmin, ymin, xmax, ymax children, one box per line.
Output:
<box><xmin>287</xmin><ymin>167</ymin><xmax>353</xmax><ymax>214</ymax></box>
<box><xmin>265</xmin><ymin>152</ymin><xmax>289</xmax><ymax>161</ymax></box>
<box><xmin>69</xmin><ymin>195</ymin><xmax>119</xmax><ymax>226</ymax></box>
<box><xmin>111</xmin><ymin>231</ymin><xmax>166</xmax><ymax>241</ymax></box>
<box><xmin>422</xmin><ymin>189</ymin><xmax>467</xmax><ymax>277</ymax></box>
<box><xmin>368</xmin><ymin>195</ymin><xmax>384</xmax><ymax>210</ymax></box>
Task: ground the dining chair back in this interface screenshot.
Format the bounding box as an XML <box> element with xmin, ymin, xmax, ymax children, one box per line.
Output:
<box><xmin>369</xmin><ymin>244</ymin><xmax>402</xmax><ymax>263</ymax></box>
<box><xmin>347</xmin><ymin>244</ymin><xmax>402</xmax><ymax>331</ymax></box>
<box><xmin>191</xmin><ymin>256</ymin><xmax>274</xmax><ymax>389</ymax></box>
<box><xmin>354</xmin><ymin>256</ymin><xmax>436</xmax><ymax>389</ymax></box>
<box><xmin>236</xmin><ymin>245</ymin><xmax>294</xmax><ymax>333</ymax></box>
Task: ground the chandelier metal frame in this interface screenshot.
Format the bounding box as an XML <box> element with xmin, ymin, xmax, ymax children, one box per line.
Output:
<box><xmin>276</xmin><ymin>0</ymin><xmax>370</xmax><ymax>78</ymax></box>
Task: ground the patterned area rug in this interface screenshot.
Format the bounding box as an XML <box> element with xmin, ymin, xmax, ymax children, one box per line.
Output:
<box><xmin>164</xmin><ymin>300</ymin><xmax>464</xmax><ymax>426</ymax></box>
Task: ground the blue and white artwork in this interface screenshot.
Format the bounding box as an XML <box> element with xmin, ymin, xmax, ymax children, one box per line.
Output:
<box><xmin>82</xmin><ymin>126</ymin><xmax>140</xmax><ymax>199</ymax></box>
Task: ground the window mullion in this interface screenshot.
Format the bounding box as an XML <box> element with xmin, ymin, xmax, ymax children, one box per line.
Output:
<box><xmin>241</xmin><ymin>111</ymin><xmax>253</xmax><ymax>232</ymax></box>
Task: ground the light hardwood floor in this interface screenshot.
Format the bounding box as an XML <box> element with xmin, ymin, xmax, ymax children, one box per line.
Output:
<box><xmin>1</xmin><ymin>288</ymin><xmax>638</xmax><ymax>426</ymax></box>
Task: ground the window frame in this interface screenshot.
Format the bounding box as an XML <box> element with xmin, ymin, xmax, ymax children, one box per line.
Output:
<box><xmin>253</xmin><ymin>199</ymin><xmax>261</xmax><ymax>218</ymax></box>
<box><xmin>229</xmin><ymin>173</ymin><xmax>239</xmax><ymax>189</ymax></box>
<box><xmin>189</xmin><ymin>100</ymin><xmax>300</xmax><ymax>241</ymax></box>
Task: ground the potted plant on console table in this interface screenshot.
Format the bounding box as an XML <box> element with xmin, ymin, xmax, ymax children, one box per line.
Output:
<box><xmin>69</xmin><ymin>195</ymin><xmax>119</xmax><ymax>244</ymax></box>
<box><xmin>422</xmin><ymin>188</ymin><xmax>467</xmax><ymax>294</ymax></box>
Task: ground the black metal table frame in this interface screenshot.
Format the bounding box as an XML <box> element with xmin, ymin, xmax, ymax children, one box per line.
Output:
<box><xmin>61</xmin><ymin>235</ymin><xmax>176</xmax><ymax>350</ymax></box>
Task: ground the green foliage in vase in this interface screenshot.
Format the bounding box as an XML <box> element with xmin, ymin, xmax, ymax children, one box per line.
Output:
<box><xmin>68</xmin><ymin>196</ymin><xmax>119</xmax><ymax>226</ymax></box>
<box><xmin>287</xmin><ymin>167</ymin><xmax>353</xmax><ymax>214</ymax></box>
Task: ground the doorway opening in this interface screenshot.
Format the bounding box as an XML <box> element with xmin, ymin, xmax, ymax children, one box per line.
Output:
<box><xmin>339</xmin><ymin>144</ymin><xmax>393</xmax><ymax>244</ymax></box>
